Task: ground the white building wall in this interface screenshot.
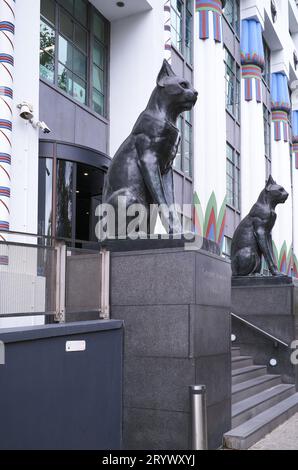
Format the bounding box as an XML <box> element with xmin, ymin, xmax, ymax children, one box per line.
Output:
<box><xmin>0</xmin><ymin>0</ymin><xmax>44</xmax><ymax>328</ymax></box>
<box><xmin>10</xmin><ymin>0</ymin><xmax>40</xmax><ymax>235</ymax></box>
<box><xmin>109</xmin><ymin>3</ymin><xmax>164</xmax><ymax>158</ymax></box>
<box><xmin>193</xmin><ymin>6</ymin><xmax>227</xmax><ymax>244</ymax></box>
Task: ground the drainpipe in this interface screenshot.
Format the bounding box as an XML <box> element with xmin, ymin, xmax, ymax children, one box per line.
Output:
<box><xmin>0</xmin><ymin>0</ymin><xmax>15</xmax><ymax>265</ymax></box>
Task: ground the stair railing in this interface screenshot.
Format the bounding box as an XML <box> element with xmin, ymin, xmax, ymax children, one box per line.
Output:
<box><xmin>231</xmin><ymin>312</ymin><xmax>289</xmax><ymax>348</ymax></box>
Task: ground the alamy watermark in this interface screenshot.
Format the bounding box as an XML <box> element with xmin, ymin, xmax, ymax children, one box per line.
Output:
<box><xmin>95</xmin><ymin>198</ymin><xmax>204</xmax><ymax>251</ymax></box>
<box><xmin>291</xmin><ymin>340</ymin><xmax>298</xmax><ymax>365</ymax></box>
<box><xmin>0</xmin><ymin>341</ymin><xmax>5</xmax><ymax>365</ymax></box>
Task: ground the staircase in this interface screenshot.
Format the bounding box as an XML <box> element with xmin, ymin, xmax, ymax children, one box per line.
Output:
<box><xmin>223</xmin><ymin>347</ymin><xmax>298</xmax><ymax>450</ymax></box>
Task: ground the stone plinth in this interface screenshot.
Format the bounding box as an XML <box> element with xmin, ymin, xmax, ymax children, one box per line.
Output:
<box><xmin>110</xmin><ymin>244</ymin><xmax>231</xmax><ymax>450</ymax></box>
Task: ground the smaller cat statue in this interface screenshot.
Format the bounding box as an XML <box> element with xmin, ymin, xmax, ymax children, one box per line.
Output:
<box><xmin>231</xmin><ymin>176</ymin><xmax>288</xmax><ymax>277</ymax></box>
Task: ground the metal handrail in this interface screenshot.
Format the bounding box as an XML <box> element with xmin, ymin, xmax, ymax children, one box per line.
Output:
<box><xmin>0</xmin><ymin>229</ymin><xmax>102</xmax><ymax>248</ymax></box>
<box><xmin>231</xmin><ymin>312</ymin><xmax>289</xmax><ymax>348</ymax></box>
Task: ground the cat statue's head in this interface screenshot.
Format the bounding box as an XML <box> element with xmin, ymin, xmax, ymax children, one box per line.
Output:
<box><xmin>156</xmin><ymin>60</ymin><xmax>198</xmax><ymax>116</ymax></box>
<box><xmin>265</xmin><ymin>175</ymin><xmax>289</xmax><ymax>205</ymax></box>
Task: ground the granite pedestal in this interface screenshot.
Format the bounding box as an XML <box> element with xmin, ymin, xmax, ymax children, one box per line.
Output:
<box><xmin>232</xmin><ymin>276</ymin><xmax>298</xmax><ymax>386</ymax></box>
<box><xmin>110</xmin><ymin>242</ymin><xmax>231</xmax><ymax>450</ymax></box>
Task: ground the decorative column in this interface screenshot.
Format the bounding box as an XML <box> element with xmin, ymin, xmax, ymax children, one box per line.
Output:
<box><xmin>240</xmin><ymin>19</ymin><xmax>265</xmax><ymax>217</ymax></box>
<box><xmin>0</xmin><ymin>0</ymin><xmax>15</xmax><ymax>266</ymax></box>
<box><xmin>193</xmin><ymin>0</ymin><xmax>226</xmax><ymax>249</ymax></box>
<box><xmin>292</xmin><ymin>110</ymin><xmax>298</xmax><ymax>277</ymax></box>
<box><xmin>271</xmin><ymin>72</ymin><xmax>292</xmax><ymax>275</ymax></box>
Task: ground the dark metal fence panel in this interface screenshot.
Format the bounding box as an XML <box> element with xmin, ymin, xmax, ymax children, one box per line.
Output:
<box><xmin>0</xmin><ymin>321</ymin><xmax>123</xmax><ymax>450</ymax></box>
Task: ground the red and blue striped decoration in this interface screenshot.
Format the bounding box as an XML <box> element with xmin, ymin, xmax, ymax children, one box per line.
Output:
<box><xmin>0</xmin><ymin>0</ymin><xmax>15</xmax><ymax>263</ymax></box>
<box><xmin>0</xmin><ymin>86</ymin><xmax>12</xmax><ymax>98</ymax></box>
<box><xmin>242</xmin><ymin>64</ymin><xmax>262</xmax><ymax>102</ymax></box>
<box><xmin>0</xmin><ymin>53</ymin><xmax>13</xmax><ymax>65</ymax></box>
<box><xmin>0</xmin><ymin>119</ymin><xmax>12</xmax><ymax>131</ymax></box>
<box><xmin>164</xmin><ymin>1</ymin><xmax>172</xmax><ymax>59</ymax></box>
<box><xmin>196</xmin><ymin>0</ymin><xmax>223</xmax><ymax>43</ymax></box>
<box><xmin>0</xmin><ymin>220</ymin><xmax>9</xmax><ymax>230</ymax></box>
<box><xmin>0</xmin><ymin>186</ymin><xmax>10</xmax><ymax>197</ymax></box>
<box><xmin>0</xmin><ymin>21</ymin><xmax>14</xmax><ymax>33</ymax></box>
<box><xmin>272</xmin><ymin>110</ymin><xmax>289</xmax><ymax>142</ymax></box>
<box><xmin>0</xmin><ymin>153</ymin><xmax>11</xmax><ymax>164</ymax></box>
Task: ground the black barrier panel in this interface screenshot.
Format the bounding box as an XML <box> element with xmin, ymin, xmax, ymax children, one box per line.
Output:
<box><xmin>0</xmin><ymin>320</ymin><xmax>123</xmax><ymax>450</ymax></box>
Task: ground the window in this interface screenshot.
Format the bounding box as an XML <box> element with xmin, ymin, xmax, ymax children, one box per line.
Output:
<box><xmin>225</xmin><ymin>48</ymin><xmax>240</xmax><ymax>120</ymax></box>
<box><xmin>223</xmin><ymin>0</ymin><xmax>240</xmax><ymax>36</ymax></box>
<box><xmin>226</xmin><ymin>143</ymin><xmax>240</xmax><ymax>211</ymax></box>
<box><xmin>40</xmin><ymin>0</ymin><xmax>109</xmax><ymax>117</ymax></box>
<box><xmin>263</xmin><ymin>39</ymin><xmax>271</xmax><ymax>89</ymax></box>
<box><xmin>263</xmin><ymin>105</ymin><xmax>272</xmax><ymax>180</ymax></box>
<box><xmin>174</xmin><ymin>111</ymin><xmax>193</xmax><ymax>177</ymax></box>
<box><xmin>171</xmin><ymin>0</ymin><xmax>193</xmax><ymax>64</ymax></box>
<box><xmin>222</xmin><ymin>236</ymin><xmax>232</xmax><ymax>259</ymax></box>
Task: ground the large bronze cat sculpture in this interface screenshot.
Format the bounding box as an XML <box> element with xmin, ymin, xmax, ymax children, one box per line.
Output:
<box><xmin>103</xmin><ymin>60</ymin><xmax>198</xmax><ymax>237</ymax></box>
<box><xmin>231</xmin><ymin>176</ymin><xmax>289</xmax><ymax>277</ymax></box>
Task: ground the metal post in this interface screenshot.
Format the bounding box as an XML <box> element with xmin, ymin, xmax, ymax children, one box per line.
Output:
<box><xmin>54</xmin><ymin>241</ymin><xmax>66</xmax><ymax>323</ymax></box>
<box><xmin>100</xmin><ymin>248</ymin><xmax>110</xmax><ymax>320</ymax></box>
<box><xmin>189</xmin><ymin>385</ymin><xmax>208</xmax><ymax>450</ymax></box>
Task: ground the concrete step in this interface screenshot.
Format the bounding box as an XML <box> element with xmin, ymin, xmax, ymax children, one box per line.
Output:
<box><xmin>232</xmin><ymin>347</ymin><xmax>241</xmax><ymax>358</ymax></box>
<box><xmin>232</xmin><ymin>365</ymin><xmax>267</xmax><ymax>385</ymax></box>
<box><xmin>232</xmin><ymin>384</ymin><xmax>296</xmax><ymax>427</ymax></box>
<box><xmin>232</xmin><ymin>374</ymin><xmax>281</xmax><ymax>404</ymax></box>
<box><xmin>232</xmin><ymin>356</ymin><xmax>253</xmax><ymax>370</ymax></box>
<box><xmin>224</xmin><ymin>393</ymin><xmax>298</xmax><ymax>449</ymax></box>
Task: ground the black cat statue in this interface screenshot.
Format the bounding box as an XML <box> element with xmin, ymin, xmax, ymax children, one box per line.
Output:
<box><xmin>231</xmin><ymin>176</ymin><xmax>289</xmax><ymax>277</ymax></box>
<box><xmin>103</xmin><ymin>60</ymin><xmax>198</xmax><ymax>237</ymax></box>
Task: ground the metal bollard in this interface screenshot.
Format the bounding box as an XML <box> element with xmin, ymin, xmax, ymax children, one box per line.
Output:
<box><xmin>189</xmin><ymin>385</ymin><xmax>208</xmax><ymax>450</ymax></box>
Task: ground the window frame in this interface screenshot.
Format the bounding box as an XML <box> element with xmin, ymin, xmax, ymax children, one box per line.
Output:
<box><xmin>262</xmin><ymin>38</ymin><xmax>271</xmax><ymax>91</ymax></box>
<box><xmin>263</xmin><ymin>104</ymin><xmax>272</xmax><ymax>180</ymax></box>
<box><xmin>40</xmin><ymin>0</ymin><xmax>110</xmax><ymax>119</ymax></box>
<box><xmin>223</xmin><ymin>0</ymin><xmax>240</xmax><ymax>37</ymax></box>
<box><xmin>224</xmin><ymin>48</ymin><xmax>240</xmax><ymax>122</ymax></box>
<box><xmin>226</xmin><ymin>142</ymin><xmax>241</xmax><ymax>212</ymax></box>
<box><xmin>171</xmin><ymin>0</ymin><xmax>193</xmax><ymax>66</ymax></box>
<box><xmin>174</xmin><ymin>111</ymin><xmax>193</xmax><ymax>178</ymax></box>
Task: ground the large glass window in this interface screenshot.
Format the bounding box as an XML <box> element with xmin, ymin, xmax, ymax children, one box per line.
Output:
<box><xmin>171</xmin><ymin>0</ymin><xmax>193</xmax><ymax>64</ymax></box>
<box><xmin>263</xmin><ymin>105</ymin><xmax>272</xmax><ymax>180</ymax></box>
<box><xmin>223</xmin><ymin>0</ymin><xmax>240</xmax><ymax>36</ymax></box>
<box><xmin>225</xmin><ymin>49</ymin><xmax>240</xmax><ymax>119</ymax></box>
<box><xmin>174</xmin><ymin>111</ymin><xmax>193</xmax><ymax>177</ymax></box>
<box><xmin>40</xmin><ymin>0</ymin><xmax>109</xmax><ymax>117</ymax></box>
<box><xmin>263</xmin><ymin>38</ymin><xmax>271</xmax><ymax>89</ymax></box>
<box><xmin>226</xmin><ymin>143</ymin><xmax>240</xmax><ymax>211</ymax></box>
<box><xmin>38</xmin><ymin>158</ymin><xmax>53</xmax><ymax>238</ymax></box>
<box><xmin>39</xmin><ymin>156</ymin><xmax>106</xmax><ymax>242</ymax></box>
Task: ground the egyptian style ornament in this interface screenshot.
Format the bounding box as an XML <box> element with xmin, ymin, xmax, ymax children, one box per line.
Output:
<box><xmin>231</xmin><ymin>176</ymin><xmax>289</xmax><ymax>277</ymax></box>
<box><xmin>271</xmin><ymin>73</ymin><xmax>291</xmax><ymax>142</ymax></box>
<box><xmin>241</xmin><ymin>19</ymin><xmax>265</xmax><ymax>103</ymax></box>
<box><xmin>103</xmin><ymin>60</ymin><xmax>198</xmax><ymax>237</ymax></box>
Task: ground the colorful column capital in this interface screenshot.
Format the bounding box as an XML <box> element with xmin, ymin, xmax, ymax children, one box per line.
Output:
<box><xmin>241</xmin><ymin>19</ymin><xmax>264</xmax><ymax>103</ymax></box>
<box><xmin>271</xmin><ymin>73</ymin><xmax>291</xmax><ymax>142</ymax></box>
<box><xmin>196</xmin><ymin>0</ymin><xmax>224</xmax><ymax>43</ymax></box>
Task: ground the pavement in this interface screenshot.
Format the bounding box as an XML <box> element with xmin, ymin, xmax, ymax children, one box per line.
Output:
<box><xmin>249</xmin><ymin>413</ymin><xmax>298</xmax><ymax>450</ymax></box>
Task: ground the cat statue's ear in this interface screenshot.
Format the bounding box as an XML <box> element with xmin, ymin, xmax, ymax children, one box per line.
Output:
<box><xmin>266</xmin><ymin>175</ymin><xmax>276</xmax><ymax>190</ymax></box>
<box><xmin>157</xmin><ymin>60</ymin><xmax>176</xmax><ymax>87</ymax></box>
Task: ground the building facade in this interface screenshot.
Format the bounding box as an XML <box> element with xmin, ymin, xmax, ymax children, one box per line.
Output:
<box><xmin>0</xmin><ymin>0</ymin><xmax>298</xmax><ymax>275</ymax></box>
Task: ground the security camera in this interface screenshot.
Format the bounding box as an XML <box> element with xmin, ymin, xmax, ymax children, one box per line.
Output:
<box><xmin>17</xmin><ymin>102</ymin><xmax>34</xmax><ymax>120</ymax></box>
<box><xmin>37</xmin><ymin>121</ymin><xmax>51</xmax><ymax>134</ymax></box>
<box><xmin>30</xmin><ymin>119</ymin><xmax>51</xmax><ymax>134</ymax></box>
